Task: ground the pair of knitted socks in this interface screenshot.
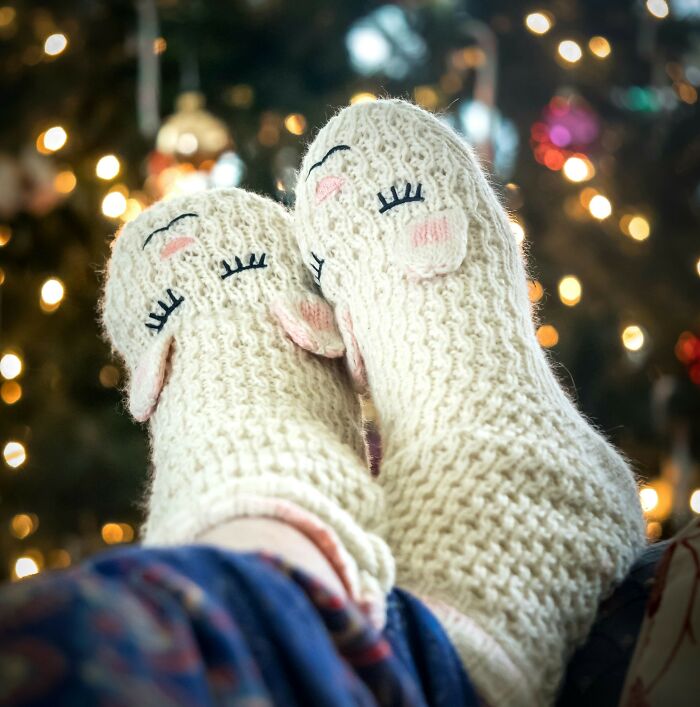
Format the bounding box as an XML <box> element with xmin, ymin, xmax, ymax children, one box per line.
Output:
<box><xmin>102</xmin><ymin>100</ymin><xmax>646</xmax><ymax>706</ymax></box>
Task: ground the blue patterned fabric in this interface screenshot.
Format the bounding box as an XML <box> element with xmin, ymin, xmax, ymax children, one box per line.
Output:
<box><xmin>0</xmin><ymin>546</ymin><xmax>478</xmax><ymax>707</ymax></box>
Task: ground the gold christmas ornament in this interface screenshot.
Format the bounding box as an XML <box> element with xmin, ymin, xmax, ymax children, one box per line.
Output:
<box><xmin>156</xmin><ymin>92</ymin><xmax>231</xmax><ymax>161</ymax></box>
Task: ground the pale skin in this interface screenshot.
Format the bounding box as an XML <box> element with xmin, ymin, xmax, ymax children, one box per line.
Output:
<box><xmin>197</xmin><ymin>518</ymin><xmax>348</xmax><ymax>598</ymax></box>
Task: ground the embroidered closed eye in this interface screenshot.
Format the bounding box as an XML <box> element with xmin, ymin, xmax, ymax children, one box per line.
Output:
<box><xmin>377</xmin><ymin>182</ymin><xmax>425</xmax><ymax>214</ymax></box>
<box><xmin>221</xmin><ymin>252</ymin><xmax>268</xmax><ymax>280</ymax></box>
<box><xmin>143</xmin><ymin>213</ymin><xmax>199</xmax><ymax>249</ymax></box>
<box><xmin>145</xmin><ymin>288</ymin><xmax>185</xmax><ymax>333</ymax></box>
<box><xmin>309</xmin><ymin>252</ymin><xmax>324</xmax><ymax>286</ymax></box>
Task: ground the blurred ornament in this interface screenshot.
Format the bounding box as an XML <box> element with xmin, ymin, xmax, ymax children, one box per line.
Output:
<box><xmin>588</xmin><ymin>36</ymin><xmax>611</xmax><ymax>59</ymax></box>
<box><xmin>346</xmin><ymin>4</ymin><xmax>426</xmax><ymax>79</ymax></box>
<box><xmin>156</xmin><ymin>92</ymin><xmax>231</xmax><ymax>163</ymax></box>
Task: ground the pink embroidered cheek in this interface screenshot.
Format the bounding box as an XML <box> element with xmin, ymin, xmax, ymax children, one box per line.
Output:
<box><xmin>299</xmin><ymin>300</ymin><xmax>335</xmax><ymax>331</ymax></box>
<box><xmin>315</xmin><ymin>176</ymin><xmax>345</xmax><ymax>204</ymax></box>
<box><xmin>160</xmin><ymin>237</ymin><xmax>195</xmax><ymax>260</ymax></box>
<box><xmin>410</xmin><ymin>216</ymin><xmax>451</xmax><ymax>248</ymax></box>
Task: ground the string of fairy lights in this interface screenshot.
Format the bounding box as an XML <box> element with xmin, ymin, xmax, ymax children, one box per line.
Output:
<box><xmin>1</xmin><ymin>2</ymin><xmax>700</xmax><ymax>578</ymax></box>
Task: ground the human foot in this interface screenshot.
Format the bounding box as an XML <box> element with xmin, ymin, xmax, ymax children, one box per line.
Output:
<box><xmin>101</xmin><ymin>188</ymin><xmax>393</xmax><ymax>624</ymax></box>
<box><xmin>294</xmin><ymin>100</ymin><xmax>645</xmax><ymax>705</ymax></box>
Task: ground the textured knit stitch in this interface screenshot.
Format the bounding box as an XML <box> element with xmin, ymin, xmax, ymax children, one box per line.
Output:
<box><xmin>293</xmin><ymin>100</ymin><xmax>647</xmax><ymax>706</ymax></box>
<box><xmin>101</xmin><ymin>188</ymin><xmax>394</xmax><ymax>622</ymax></box>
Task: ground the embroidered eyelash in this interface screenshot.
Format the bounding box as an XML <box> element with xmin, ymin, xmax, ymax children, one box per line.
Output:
<box><xmin>221</xmin><ymin>252</ymin><xmax>268</xmax><ymax>280</ymax></box>
<box><xmin>377</xmin><ymin>182</ymin><xmax>425</xmax><ymax>214</ymax></box>
<box><xmin>145</xmin><ymin>288</ymin><xmax>185</xmax><ymax>333</ymax></box>
<box><xmin>309</xmin><ymin>251</ymin><xmax>324</xmax><ymax>285</ymax></box>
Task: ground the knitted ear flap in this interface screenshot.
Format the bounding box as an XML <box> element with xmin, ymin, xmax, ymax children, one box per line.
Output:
<box><xmin>128</xmin><ymin>333</ymin><xmax>173</xmax><ymax>422</ymax></box>
<box><xmin>337</xmin><ymin>305</ymin><xmax>368</xmax><ymax>392</ymax></box>
<box><xmin>398</xmin><ymin>208</ymin><xmax>468</xmax><ymax>280</ymax></box>
<box><xmin>272</xmin><ymin>293</ymin><xmax>345</xmax><ymax>358</ymax></box>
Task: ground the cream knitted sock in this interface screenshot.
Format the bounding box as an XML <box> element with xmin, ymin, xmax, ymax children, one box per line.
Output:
<box><xmin>101</xmin><ymin>187</ymin><xmax>394</xmax><ymax>623</ymax></box>
<box><xmin>293</xmin><ymin>100</ymin><xmax>646</xmax><ymax>705</ymax></box>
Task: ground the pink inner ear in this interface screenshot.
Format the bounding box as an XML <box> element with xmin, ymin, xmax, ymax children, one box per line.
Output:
<box><xmin>299</xmin><ymin>300</ymin><xmax>335</xmax><ymax>331</ymax></box>
<box><xmin>410</xmin><ymin>216</ymin><xmax>451</xmax><ymax>248</ymax></box>
<box><xmin>315</xmin><ymin>176</ymin><xmax>345</xmax><ymax>204</ymax></box>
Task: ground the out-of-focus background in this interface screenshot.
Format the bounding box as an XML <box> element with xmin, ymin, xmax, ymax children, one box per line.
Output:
<box><xmin>1</xmin><ymin>0</ymin><xmax>699</xmax><ymax>581</ymax></box>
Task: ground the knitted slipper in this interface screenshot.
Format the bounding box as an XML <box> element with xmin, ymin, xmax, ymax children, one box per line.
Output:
<box><xmin>293</xmin><ymin>100</ymin><xmax>646</xmax><ymax>705</ymax></box>
<box><xmin>101</xmin><ymin>188</ymin><xmax>394</xmax><ymax>625</ymax></box>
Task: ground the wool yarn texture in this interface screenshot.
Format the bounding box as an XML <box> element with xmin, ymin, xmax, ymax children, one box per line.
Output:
<box><xmin>294</xmin><ymin>100</ymin><xmax>646</xmax><ymax>706</ymax></box>
<box><xmin>101</xmin><ymin>188</ymin><xmax>394</xmax><ymax>622</ymax></box>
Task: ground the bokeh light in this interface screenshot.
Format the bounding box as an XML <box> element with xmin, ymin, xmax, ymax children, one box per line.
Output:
<box><xmin>96</xmin><ymin>154</ymin><xmax>121</xmax><ymax>180</ymax></box>
<box><xmin>536</xmin><ymin>324</ymin><xmax>559</xmax><ymax>348</ymax></box>
<box><xmin>0</xmin><ymin>225</ymin><xmax>11</xmax><ymax>246</ymax></box>
<box><xmin>350</xmin><ymin>92</ymin><xmax>377</xmax><ymax>105</ymax></box>
<box><xmin>558</xmin><ymin>40</ymin><xmax>582</xmax><ymax>64</ymax></box>
<box><xmin>622</xmin><ymin>325</ymin><xmax>645</xmax><ymax>352</ymax></box>
<box><xmin>102</xmin><ymin>191</ymin><xmax>128</xmax><ymax>219</ymax></box>
<box><xmin>101</xmin><ymin>522</ymin><xmax>135</xmax><ymax>544</ymax></box>
<box><xmin>639</xmin><ymin>486</ymin><xmax>658</xmax><ymax>513</ymax></box>
<box><xmin>3</xmin><ymin>441</ymin><xmax>27</xmax><ymax>469</ymax></box>
<box><xmin>13</xmin><ymin>556</ymin><xmax>39</xmax><ymax>580</ymax></box>
<box><xmin>558</xmin><ymin>276</ymin><xmax>582</xmax><ymax>306</ymax></box>
<box><xmin>646</xmin><ymin>0</ymin><xmax>670</xmax><ymax>19</ymax></box>
<box><xmin>284</xmin><ymin>113</ymin><xmax>307</xmax><ymax>135</ymax></box>
<box><xmin>1</xmin><ymin>381</ymin><xmax>22</xmax><ymax>404</ymax></box>
<box><xmin>562</xmin><ymin>155</ymin><xmax>594</xmax><ymax>182</ymax></box>
<box><xmin>627</xmin><ymin>216</ymin><xmax>651</xmax><ymax>241</ymax></box>
<box><xmin>588</xmin><ymin>36</ymin><xmax>611</xmax><ymax>58</ymax></box>
<box><xmin>525</xmin><ymin>12</ymin><xmax>553</xmax><ymax>35</ymax></box>
<box><xmin>589</xmin><ymin>194</ymin><xmax>612</xmax><ymax>220</ymax></box>
<box><xmin>0</xmin><ymin>352</ymin><xmax>22</xmax><ymax>379</ymax></box>
<box><xmin>10</xmin><ymin>513</ymin><xmax>38</xmax><ymax>539</ymax></box>
<box><xmin>40</xmin><ymin>278</ymin><xmax>65</xmax><ymax>311</ymax></box>
<box><xmin>691</xmin><ymin>489</ymin><xmax>700</xmax><ymax>514</ymax></box>
<box><xmin>40</xmin><ymin>126</ymin><xmax>68</xmax><ymax>152</ymax></box>
<box><xmin>44</xmin><ymin>33</ymin><xmax>68</xmax><ymax>56</ymax></box>
<box><xmin>54</xmin><ymin>170</ymin><xmax>77</xmax><ymax>194</ymax></box>
<box><xmin>528</xmin><ymin>280</ymin><xmax>544</xmax><ymax>303</ymax></box>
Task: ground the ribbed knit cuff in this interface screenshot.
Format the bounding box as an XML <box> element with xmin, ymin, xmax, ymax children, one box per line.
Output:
<box><xmin>423</xmin><ymin>596</ymin><xmax>539</xmax><ymax>707</ymax></box>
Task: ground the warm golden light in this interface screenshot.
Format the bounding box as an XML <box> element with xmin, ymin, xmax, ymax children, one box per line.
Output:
<box><xmin>525</xmin><ymin>12</ymin><xmax>553</xmax><ymax>35</ymax></box>
<box><xmin>691</xmin><ymin>489</ymin><xmax>700</xmax><ymax>514</ymax></box>
<box><xmin>102</xmin><ymin>191</ymin><xmax>128</xmax><ymax>218</ymax></box>
<box><xmin>536</xmin><ymin>324</ymin><xmax>559</xmax><ymax>348</ymax></box>
<box><xmin>588</xmin><ymin>36</ymin><xmax>611</xmax><ymax>58</ymax></box>
<box><xmin>284</xmin><ymin>113</ymin><xmax>307</xmax><ymax>136</ymax></box>
<box><xmin>101</xmin><ymin>522</ymin><xmax>135</xmax><ymax>544</ymax></box>
<box><xmin>54</xmin><ymin>170</ymin><xmax>77</xmax><ymax>194</ymax></box>
<box><xmin>646</xmin><ymin>0</ymin><xmax>669</xmax><ymax>19</ymax></box>
<box><xmin>13</xmin><ymin>556</ymin><xmax>39</xmax><ymax>580</ymax></box>
<box><xmin>528</xmin><ymin>280</ymin><xmax>544</xmax><ymax>303</ymax></box>
<box><xmin>49</xmin><ymin>549</ymin><xmax>72</xmax><ymax>569</ymax></box>
<box><xmin>99</xmin><ymin>364</ymin><xmax>120</xmax><ymax>388</ymax></box>
<box><xmin>0</xmin><ymin>7</ymin><xmax>16</xmax><ymax>27</ymax></box>
<box><xmin>4</xmin><ymin>441</ymin><xmax>27</xmax><ymax>468</ymax></box>
<box><xmin>44</xmin><ymin>33</ymin><xmax>68</xmax><ymax>56</ymax></box>
<box><xmin>350</xmin><ymin>92</ymin><xmax>377</xmax><ymax>105</ymax></box>
<box><xmin>622</xmin><ymin>325</ymin><xmax>645</xmax><ymax>352</ymax></box>
<box><xmin>0</xmin><ymin>267</ymin><xmax>4</xmax><ymax>285</ymax></box>
<box><xmin>509</xmin><ymin>220</ymin><xmax>525</xmax><ymax>245</ymax></box>
<box><xmin>0</xmin><ymin>352</ymin><xmax>22</xmax><ymax>380</ymax></box>
<box><xmin>414</xmin><ymin>85</ymin><xmax>439</xmax><ymax>111</ymax></box>
<box><xmin>40</xmin><ymin>278</ymin><xmax>65</xmax><ymax>310</ymax></box>
<box><xmin>558</xmin><ymin>276</ymin><xmax>582</xmax><ymax>306</ymax></box>
<box><xmin>96</xmin><ymin>154</ymin><xmax>121</xmax><ymax>180</ymax></box>
<box><xmin>558</xmin><ymin>40</ymin><xmax>582</xmax><ymax>64</ymax></box>
<box><xmin>639</xmin><ymin>486</ymin><xmax>658</xmax><ymax>513</ymax></box>
<box><xmin>0</xmin><ymin>225</ymin><xmax>10</xmax><ymax>246</ymax></box>
<box><xmin>589</xmin><ymin>194</ymin><xmax>612</xmax><ymax>220</ymax></box>
<box><xmin>646</xmin><ymin>521</ymin><xmax>662</xmax><ymax>541</ymax></box>
<box><xmin>563</xmin><ymin>155</ymin><xmax>594</xmax><ymax>182</ymax></box>
<box><xmin>696</xmin><ymin>257</ymin><xmax>700</xmax><ymax>278</ymax></box>
<box><xmin>579</xmin><ymin>187</ymin><xmax>598</xmax><ymax>207</ymax></box>
<box><xmin>41</xmin><ymin>126</ymin><xmax>68</xmax><ymax>152</ymax></box>
<box><xmin>628</xmin><ymin>216</ymin><xmax>651</xmax><ymax>241</ymax></box>
<box><xmin>1</xmin><ymin>381</ymin><xmax>22</xmax><ymax>405</ymax></box>
<box><xmin>10</xmin><ymin>513</ymin><xmax>37</xmax><ymax>539</ymax></box>
<box><xmin>153</xmin><ymin>36</ymin><xmax>167</xmax><ymax>54</ymax></box>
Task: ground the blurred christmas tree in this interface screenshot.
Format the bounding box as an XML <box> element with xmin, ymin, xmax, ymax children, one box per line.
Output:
<box><xmin>1</xmin><ymin>0</ymin><xmax>699</xmax><ymax>581</ymax></box>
